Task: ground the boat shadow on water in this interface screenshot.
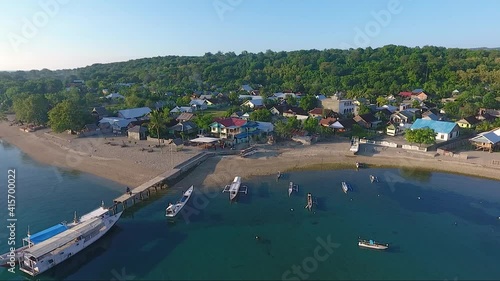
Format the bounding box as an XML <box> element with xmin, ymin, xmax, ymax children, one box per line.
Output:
<box><xmin>34</xmin><ymin>225</ymin><xmax>123</xmax><ymax>280</ymax></box>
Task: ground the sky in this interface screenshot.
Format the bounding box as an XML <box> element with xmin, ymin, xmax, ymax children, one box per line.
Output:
<box><xmin>0</xmin><ymin>0</ymin><xmax>499</xmax><ymax>71</ymax></box>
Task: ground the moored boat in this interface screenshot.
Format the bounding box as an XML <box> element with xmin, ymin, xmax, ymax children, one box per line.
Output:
<box><xmin>305</xmin><ymin>193</ymin><xmax>313</xmax><ymax>211</ymax></box>
<box><xmin>222</xmin><ymin>176</ymin><xmax>247</xmax><ymax>201</ymax></box>
<box><xmin>166</xmin><ymin>186</ymin><xmax>194</xmax><ymax>217</ymax></box>
<box><xmin>288</xmin><ymin>182</ymin><xmax>298</xmax><ymax>197</ymax></box>
<box><xmin>358</xmin><ymin>238</ymin><xmax>389</xmax><ymax>250</ymax></box>
<box><xmin>18</xmin><ymin>208</ymin><xmax>122</xmax><ymax>276</ymax></box>
<box><xmin>342</xmin><ymin>181</ymin><xmax>350</xmax><ymax>194</ymax></box>
<box><xmin>369</xmin><ymin>175</ymin><xmax>378</xmax><ymax>183</ymax></box>
<box><xmin>0</xmin><ymin>203</ymin><xmax>111</xmax><ymax>267</ymax></box>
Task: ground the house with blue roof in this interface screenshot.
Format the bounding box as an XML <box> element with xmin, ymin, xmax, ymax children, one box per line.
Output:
<box><xmin>410</xmin><ymin>119</ymin><xmax>460</xmax><ymax>141</ymax></box>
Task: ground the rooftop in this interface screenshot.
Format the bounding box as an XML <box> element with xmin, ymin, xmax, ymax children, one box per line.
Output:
<box><xmin>410</xmin><ymin>119</ymin><xmax>458</xmax><ymax>134</ymax></box>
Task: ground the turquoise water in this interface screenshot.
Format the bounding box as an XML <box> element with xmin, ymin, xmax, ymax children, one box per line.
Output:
<box><xmin>1</xmin><ymin>141</ymin><xmax>500</xmax><ymax>280</ymax></box>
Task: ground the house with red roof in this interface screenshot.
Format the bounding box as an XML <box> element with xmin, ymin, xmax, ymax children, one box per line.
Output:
<box><xmin>209</xmin><ymin>117</ymin><xmax>260</xmax><ymax>145</ymax></box>
<box><xmin>398</xmin><ymin>91</ymin><xmax>413</xmax><ymax>99</ymax></box>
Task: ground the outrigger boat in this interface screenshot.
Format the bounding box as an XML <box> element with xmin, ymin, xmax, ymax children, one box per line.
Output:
<box><xmin>0</xmin><ymin>202</ymin><xmax>110</xmax><ymax>267</ymax></box>
<box><xmin>355</xmin><ymin>162</ymin><xmax>360</xmax><ymax>169</ymax></box>
<box><xmin>358</xmin><ymin>238</ymin><xmax>389</xmax><ymax>250</ymax></box>
<box><xmin>342</xmin><ymin>181</ymin><xmax>350</xmax><ymax>194</ymax></box>
<box><xmin>166</xmin><ymin>186</ymin><xmax>194</xmax><ymax>218</ymax></box>
<box><xmin>305</xmin><ymin>193</ymin><xmax>313</xmax><ymax>211</ymax></box>
<box><xmin>288</xmin><ymin>182</ymin><xmax>299</xmax><ymax>197</ymax></box>
<box><xmin>222</xmin><ymin>176</ymin><xmax>248</xmax><ymax>202</ymax></box>
<box><xmin>370</xmin><ymin>175</ymin><xmax>379</xmax><ymax>183</ymax></box>
<box><xmin>277</xmin><ymin>171</ymin><xmax>282</xmax><ymax>180</ymax></box>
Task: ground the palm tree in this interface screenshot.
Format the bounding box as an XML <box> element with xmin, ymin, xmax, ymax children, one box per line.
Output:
<box><xmin>148</xmin><ymin>109</ymin><xmax>170</xmax><ymax>146</ymax></box>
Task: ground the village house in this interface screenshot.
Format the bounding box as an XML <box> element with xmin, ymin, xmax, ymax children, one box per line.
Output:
<box><xmin>469</xmin><ymin>128</ymin><xmax>500</xmax><ymax>152</ymax></box>
<box><xmin>99</xmin><ymin>117</ymin><xmax>136</xmax><ymax>135</ymax></box>
<box><xmin>241</xmin><ymin>84</ymin><xmax>253</xmax><ymax>92</ymax></box>
<box><xmin>353</xmin><ymin>113</ymin><xmax>381</xmax><ymax>129</ymax></box>
<box><xmin>456</xmin><ymin>116</ymin><xmax>480</xmax><ymax>128</ymax></box>
<box><xmin>421</xmin><ymin>110</ymin><xmax>439</xmax><ymax>121</ymax></box>
<box><xmin>329</xmin><ymin>119</ymin><xmax>355</xmax><ymax>132</ymax></box>
<box><xmin>168</xmin><ymin>121</ymin><xmax>198</xmax><ymax>138</ymax></box>
<box><xmin>410</xmin><ymin>119</ymin><xmax>460</xmax><ymax>141</ymax></box>
<box><xmin>118</xmin><ymin>107</ymin><xmax>151</xmax><ymax>119</ymax></box>
<box><xmin>170</xmin><ymin>106</ymin><xmax>193</xmax><ymax>114</ymax></box>
<box><xmin>283</xmin><ymin>106</ymin><xmax>309</xmax><ymax>121</ymax></box>
<box><xmin>391</xmin><ymin>110</ymin><xmax>416</xmax><ymax>124</ymax></box>
<box><xmin>321</xmin><ymin>92</ymin><xmax>355</xmax><ymax>116</ymax></box>
<box><xmin>319</xmin><ymin>117</ymin><xmax>337</xmax><ymax>127</ymax></box>
<box><xmin>91</xmin><ymin>106</ymin><xmax>109</xmax><ymax>120</ymax></box>
<box><xmin>308</xmin><ymin>108</ymin><xmax>336</xmax><ymax>119</ymax></box>
<box><xmin>189</xmin><ymin>99</ymin><xmax>208</xmax><ymax>111</ymax></box>
<box><xmin>209</xmin><ymin>118</ymin><xmax>259</xmax><ymax>145</ymax></box>
<box><xmin>176</xmin><ymin>113</ymin><xmax>194</xmax><ymax>122</ymax></box>
<box><xmin>242</xmin><ymin>98</ymin><xmax>264</xmax><ymax>109</ymax></box>
<box><xmin>398</xmin><ymin>91</ymin><xmax>413</xmax><ymax>100</ymax></box>
<box><xmin>127</xmin><ymin>125</ymin><xmax>147</xmax><ymax>140</ymax></box>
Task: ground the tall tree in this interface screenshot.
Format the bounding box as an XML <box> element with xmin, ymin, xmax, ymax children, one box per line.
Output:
<box><xmin>299</xmin><ymin>95</ymin><xmax>318</xmax><ymax>111</ymax></box>
<box><xmin>48</xmin><ymin>100</ymin><xmax>92</xmax><ymax>132</ymax></box>
<box><xmin>148</xmin><ymin>109</ymin><xmax>171</xmax><ymax>146</ymax></box>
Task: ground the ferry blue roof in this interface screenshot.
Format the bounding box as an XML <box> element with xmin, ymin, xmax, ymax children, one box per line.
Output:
<box><xmin>29</xmin><ymin>223</ymin><xmax>68</xmax><ymax>244</ymax></box>
<box><xmin>410</xmin><ymin>119</ymin><xmax>457</xmax><ymax>134</ymax></box>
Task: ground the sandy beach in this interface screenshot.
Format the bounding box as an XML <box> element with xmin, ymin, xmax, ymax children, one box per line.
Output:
<box><xmin>1</xmin><ymin>117</ymin><xmax>500</xmax><ymax>190</ymax></box>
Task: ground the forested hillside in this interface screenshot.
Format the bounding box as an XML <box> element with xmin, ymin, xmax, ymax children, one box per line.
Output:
<box><xmin>1</xmin><ymin>45</ymin><xmax>499</xmax><ymax>112</ymax></box>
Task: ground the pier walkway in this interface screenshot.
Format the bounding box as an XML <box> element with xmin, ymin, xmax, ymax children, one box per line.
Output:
<box><xmin>111</xmin><ymin>151</ymin><xmax>213</xmax><ymax>211</ymax></box>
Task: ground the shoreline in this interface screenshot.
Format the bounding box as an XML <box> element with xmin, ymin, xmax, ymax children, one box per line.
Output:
<box><xmin>1</xmin><ymin>120</ymin><xmax>499</xmax><ymax>190</ymax></box>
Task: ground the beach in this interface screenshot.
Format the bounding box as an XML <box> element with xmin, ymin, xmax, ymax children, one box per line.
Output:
<box><xmin>1</xmin><ymin>118</ymin><xmax>500</xmax><ymax>189</ymax></box>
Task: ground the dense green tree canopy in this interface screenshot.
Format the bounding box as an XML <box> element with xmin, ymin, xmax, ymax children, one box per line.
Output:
<box><xmin>48</xmin><ymin>100</ymin><xmax>93</xmax><ymax>132</ymax></box>
<box><xmin>405</xmin><ymin>128</ymin><xmax>437</xmax><ymax>146</ymax></box>
<box><xmin>1</xmin><ymin>45</ymin><xmax>499</xmax><ymax>119</ymax></box>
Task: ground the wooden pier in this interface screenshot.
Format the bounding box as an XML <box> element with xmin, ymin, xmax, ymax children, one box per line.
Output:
<box><xmin>111</xmin><ymin>152</ymin><xmax>213</xmax><ymax>212</ymax></box>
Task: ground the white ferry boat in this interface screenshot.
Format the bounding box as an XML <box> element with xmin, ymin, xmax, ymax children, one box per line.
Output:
<box><xmin>0</xmin><ymin>204</ymin><xmax>111</xmax><ymax>267</ymax></box>
<box><xmin>17</xmin><ymin>209</ymin><xmax>122</xmax><ymax>276</ymax></box>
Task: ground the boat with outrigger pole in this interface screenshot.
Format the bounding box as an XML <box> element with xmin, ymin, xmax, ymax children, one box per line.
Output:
<box><xmin>369</xmin><ymin>175</ymin><xmax>379</xmax><ymax>183</ymax></box>
<box><xmin>304</xmin><ymin>193</ymin><xmax>317</xmax><ymax>211</ymax></box>
<box><xmin>222</xmin><ymin>176</ymin><xmax>248</xmax><ymax>202</ymax></box>
<box><xmin>277</xmin><ymin>171</ymin><xmax>282</xmax><ymax>180</ymax></box>
<box><xmin>288</xmin><ymin>182</ymin><xmax>299</xmax><ymax>197</ymax></box>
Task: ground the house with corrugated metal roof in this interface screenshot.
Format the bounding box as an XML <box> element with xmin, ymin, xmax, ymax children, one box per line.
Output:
<box><xmin>410</xmin><ymin>119</ymin><xmax>460</xmax><ymax>141</ymax></box>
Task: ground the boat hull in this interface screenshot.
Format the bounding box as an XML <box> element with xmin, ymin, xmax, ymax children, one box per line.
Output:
<box><xmin>166</xmin><ymin>186</ymin><xmax>194</xmax><ymax>217</ymax></box>
<box><xmin>19</xmin><ymin>212</ymin><xmax>122</xmax><ymax>277</ymax></box>
<box><xmin>358</xmin><ymin>240</ymin><xmax>388</xmax><ymax>250</ymax></box>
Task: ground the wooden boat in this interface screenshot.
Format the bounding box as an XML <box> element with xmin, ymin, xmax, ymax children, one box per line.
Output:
<box><xmin>222</xmin><ymin>176</ymin><xmax>247</xmax><ymax>201</ymax></box>
<box><xmin>341</xmin><ymin>181</ymin><xmax>350</xmax><ymax>194</ymax></box>
<box><xmin>355</xmin><ymin>162</ymin><xmax>360</xmax><ymax>169</ymax></box>
<box><xmin>369</xmin><ymin>175</ymin><xmax>378</xmax><ymax>183</ymax></box>
<box><xmin>305</xmin><ymin>193</ymin><xmax>313</xmax><ymax>211</ymax></box>
<box><xmin>288</xmin><ymin>182</ymin><xmax>298</xmax><ymax>197</ymax></box>
<box><xmin>166</xmin><ymin>186</ymin><xmax>194</xmax><ymax>217</ymax></box>
<box><xmin>358</xmin><ymin>238</ymin><xmax>389</xmax><ymax>250</ymax></box>
<box><xmin>277</xmin><ymin>171</ymin><xmax>282</xmax><ymax>180</ymax></box>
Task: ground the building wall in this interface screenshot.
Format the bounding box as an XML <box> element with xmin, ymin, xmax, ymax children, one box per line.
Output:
<box><xmin>321</xmin><ymin>98</ymin><xmax>354</xmax><ymax>115</ymax></box>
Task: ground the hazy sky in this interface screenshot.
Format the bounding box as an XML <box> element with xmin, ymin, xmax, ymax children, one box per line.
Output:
<box><xmin>1</xmin><ymin>0</ymin><xmax>499</xmax><ymax>71</ymax></box>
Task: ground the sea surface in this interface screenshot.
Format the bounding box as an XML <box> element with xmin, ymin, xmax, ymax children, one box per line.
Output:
<box><xmin>1</xmin><ymin>141</ymin><xmax>500</xmax><ymax>280</ymax></box>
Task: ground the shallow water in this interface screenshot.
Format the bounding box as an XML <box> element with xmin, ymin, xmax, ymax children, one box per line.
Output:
<box><xmin>1</xmin><ymin>142</ymin><xmax>500</xmax><ymax>280</ymax></box>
